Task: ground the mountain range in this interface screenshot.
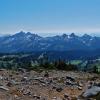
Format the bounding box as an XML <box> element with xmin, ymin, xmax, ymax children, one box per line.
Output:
<box><xmin>0</xmin><ymin>31</ymin><xmax>100</xmax><ymax>53</ymax></box>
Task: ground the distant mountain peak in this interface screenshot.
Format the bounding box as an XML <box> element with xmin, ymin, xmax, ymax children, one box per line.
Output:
<box><xmin>26</xmin><ymin>32</ymin><xmax>32</xmax><ymax>35</ymax></box>
<box><xmin>68</xmin><ymin>33</ymin><xmax>78</xmax><ymax>39</ymax></box>
<box><xmin>18</xmin><ymin>31</ymin><xmax>26</xmax><ymax>34</ymax></box>
<box><xmin>62</xmin><ymin>34</ymin><xmax>68</xmax><ymax>38</ymax></box>
<box><xmin>13</xmin><ymin>31</ymin><xmax>26</xmax><ymax>37</ymax></box>
<box><xmin>0</xmin><ymin>31</ymin><xmax>100</xmax><ymax>53</ymax></box>
<box><xmin>82</xmin><ymin>34</ymin><xmax>92</xmax><ymax>40</ymax></box>
<box><xmin>69</xmin><ymin>33</ymin><xmax>77</xmax><ymax>37</ymax></box>
<box><xmin>13</xmin><ymin>31</ymin><xmax>40</xmax><ymax>38</ymax></box>
<box><xmin>83</xmin><ymin>33</ymin><xmax>88</xmax><ymax>36</ymax></box>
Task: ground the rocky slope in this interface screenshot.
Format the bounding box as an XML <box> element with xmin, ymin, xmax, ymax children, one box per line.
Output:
<box><xmin>0</xmin><ymin>69</ymin><xmax>99</xmax><ymax>100</ymax></box>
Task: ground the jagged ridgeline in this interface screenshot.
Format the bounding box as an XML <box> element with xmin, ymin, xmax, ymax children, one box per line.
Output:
<box><xmin>0</xmin><ymin>31</ymin><xmax>100</xmax><ymax>53</ymax></box>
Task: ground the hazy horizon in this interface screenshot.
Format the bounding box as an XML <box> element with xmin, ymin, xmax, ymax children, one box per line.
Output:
<box><xmin>0</xmin><ymin>31</ymin><xmax>100</xmax><ymax>37</ymax></box>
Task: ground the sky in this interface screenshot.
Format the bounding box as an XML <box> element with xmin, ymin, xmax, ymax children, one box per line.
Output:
<box><xmin>0</xmin><ymin>0</ymin><xmax>100</xmax><ymax>36</ymax></box>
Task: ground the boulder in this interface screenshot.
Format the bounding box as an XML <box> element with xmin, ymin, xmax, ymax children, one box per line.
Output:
<box><xmin>66</xmin><ymin>76</ymin><xmax>75</xmax><ymax>82</ymax></box>
<box><xmin>44</xmin><ymin>72</ymin><xmax>49</xmax><ymax>77</ymax></box>
<box><xmin>56</xmin><ymin>87</ymin><xmax>63</xmax><ymax>92</ymax></box>
<box><xmin>0</xmin><ymin>86</ymin><xmax>9</xmax><ymax>91</ymax></box>
<box><xmin>82</xmin><ymin>86</ymin><xmax>100</xmax><ymax>98</ymax></box>
<box><xmin>0</xmin><ymin>76</ymin><xmax>3</xmax><ymax>80</ymax></box>
<box><xmin>64</xmin><ymin>93</ymin><xmax>69</xmax><ymax>98</ymax></box>
<box><xmin>6</xmin><ymin>82</ymin><xmax>13</xmax><ymax>87</ymax></box>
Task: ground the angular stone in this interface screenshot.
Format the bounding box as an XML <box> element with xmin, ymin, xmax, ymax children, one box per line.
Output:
<box><xmin>82</xmin><ymin>86</ymin><xmax>100</xmax><ymax>98</ymax></box>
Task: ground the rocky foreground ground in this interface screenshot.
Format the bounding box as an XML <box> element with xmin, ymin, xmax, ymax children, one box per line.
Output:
<box><xmin>0</xmin><ymin>69</ymin><xmax>100</xmax><ymax>100</ymax></box>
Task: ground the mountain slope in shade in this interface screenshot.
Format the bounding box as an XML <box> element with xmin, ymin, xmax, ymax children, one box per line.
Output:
<box><xmin>0</xmin><ymin>31</ymin><xmax>100</xmax><ymax>53</ymax></box>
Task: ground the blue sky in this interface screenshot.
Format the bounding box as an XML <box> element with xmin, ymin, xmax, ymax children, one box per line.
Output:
<box><xmin>0</xmin><ymin>0</ymin><xmax>100</xmax><ymax>35</ymax></box>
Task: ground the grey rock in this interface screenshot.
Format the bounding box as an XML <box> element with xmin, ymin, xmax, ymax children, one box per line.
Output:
<box><xmin>0</xmin><ymin>86</ymin><xmax>9</xmax><ymax>91</ymax></box>
<box><xmin>83</xmin><ymin>86</ymin><xmax>100</xmax><ymax>98</ymax></box>
<box><xmin>56</xmin><ymin>87</ymin><xmax>63</xmax><ymax>92</ymax></box>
